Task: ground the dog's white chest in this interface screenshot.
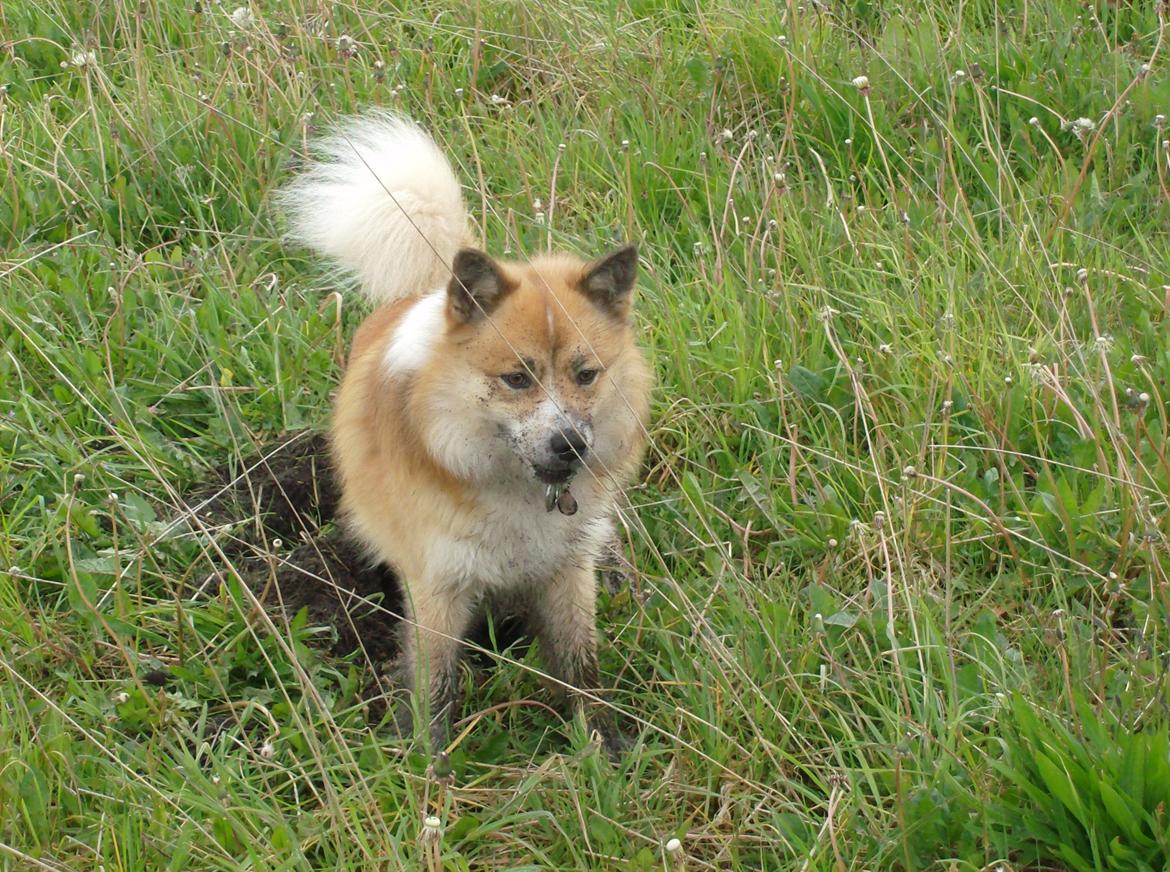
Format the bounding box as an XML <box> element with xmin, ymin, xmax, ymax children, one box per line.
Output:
<box><xmin>424</xmin><ymin>485</ymin><xmax>610</xmax><ymax>592</ymax></box>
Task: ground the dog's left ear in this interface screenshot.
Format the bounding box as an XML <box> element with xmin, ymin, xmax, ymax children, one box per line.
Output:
<box><xmin>578</xmin><ymin>244</ymin><xmax>638</xmax><ymax>319</ymax></box>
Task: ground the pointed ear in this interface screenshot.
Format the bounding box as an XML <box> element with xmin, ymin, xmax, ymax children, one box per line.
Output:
<box><xmin>447</xmin><ymin>249</ymin><xmax>515</xmax><ymax>323</ymax></box>
<box><xmin>578</xmin><ymin>244</ymin><xmax>638</xmax><ymax>318</ymax></box>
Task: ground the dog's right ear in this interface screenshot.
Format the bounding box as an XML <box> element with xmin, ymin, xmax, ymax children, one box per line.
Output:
<box><xmin>447</xmin><ymin>249</ymin><xmax>514</xmax><ymax>323</ymax></box>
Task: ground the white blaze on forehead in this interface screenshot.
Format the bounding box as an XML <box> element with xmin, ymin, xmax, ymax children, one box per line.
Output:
<box><xmin>535</xmin><ymin>395</ymin><xmax>564</xmax><ymax>427</ymax></box>
<box><xmin>383</xmin><ymin>291</ymin><xmax>446</xmax><ymax>374</ymax></box>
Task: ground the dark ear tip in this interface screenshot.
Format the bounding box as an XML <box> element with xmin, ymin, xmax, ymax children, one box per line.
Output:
<box><xmin>452</xmin><ymin>247</ymin><xmax>487</xmax><ymax>268</ymax></box>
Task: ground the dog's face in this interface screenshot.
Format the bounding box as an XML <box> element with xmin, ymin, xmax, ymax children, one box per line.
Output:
<box><xmin>409</xmin><ymin>246</ymin><xmax>650</xmax><ymax>490</ymax></box>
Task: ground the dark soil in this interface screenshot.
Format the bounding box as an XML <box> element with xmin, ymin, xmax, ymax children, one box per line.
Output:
<box><xmin>188</xmin><ymin>430</ymin><xmax>405</xmax><ymax>665</ymax></box>
<box><xmin>186</xmin><ymin>430</ymin><xmax>557</xmax><ymax>668</ymax></box>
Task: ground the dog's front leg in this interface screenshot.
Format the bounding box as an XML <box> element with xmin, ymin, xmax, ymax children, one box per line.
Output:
<box><xmin>530</xmin><ymin>561</ymin><xmax>627</xmax><ymax>755</ymax></box>
<box><xmin>399</xmin><ymin>584</ymin><xmax>471</xmax><ymax>754</ymax></box>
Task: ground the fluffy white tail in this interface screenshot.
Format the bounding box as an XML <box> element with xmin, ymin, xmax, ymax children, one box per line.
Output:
<box><xmin>279</xmin><ymin>113</ymin><xmax>470</xmax><ymax>303</ymax></box>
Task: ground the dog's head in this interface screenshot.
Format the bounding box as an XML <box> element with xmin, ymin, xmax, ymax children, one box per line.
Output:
<box><xmin>403</xmin><ymin>246</ymin><xmax>651</xmax><ymax>492</ymax></box>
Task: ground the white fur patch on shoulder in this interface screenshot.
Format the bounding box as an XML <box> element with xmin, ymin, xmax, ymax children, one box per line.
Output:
<box><xmin>383</xmin><ymin>291</ymin><xmax>447</xmax><ymax>375</ymax></box>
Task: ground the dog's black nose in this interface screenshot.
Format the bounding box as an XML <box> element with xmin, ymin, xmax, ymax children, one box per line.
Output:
<box><xmin>550</xmin><ymin>429</ymin><xmax>588</xmax><ymax>462</ymax></box>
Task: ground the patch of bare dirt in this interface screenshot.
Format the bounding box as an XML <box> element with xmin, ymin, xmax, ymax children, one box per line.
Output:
<box><xmin>185</xmin><ymin>430</ymin><xmax>543</xmax><ymax>668</ymax></box>
<box><xmin>187</xmin><ymin>431</ymin><xmax>404</xmax><ymax>665</ymax></box>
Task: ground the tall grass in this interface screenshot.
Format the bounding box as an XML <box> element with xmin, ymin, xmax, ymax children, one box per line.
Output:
<box><xmin>2</xmin><ymin>0</ymin><xmax>1169</xmax><ymax>868</ymax></box>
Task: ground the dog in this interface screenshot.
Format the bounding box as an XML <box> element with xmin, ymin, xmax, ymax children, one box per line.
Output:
<box><xmin>279</xmin><ymin>113</ymin><xmax>652</xmax><ymax>754</ymax></box>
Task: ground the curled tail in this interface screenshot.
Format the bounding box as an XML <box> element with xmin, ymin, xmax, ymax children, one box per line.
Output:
<box><xmin>278</xmin><ymin>112</ymin><xmax>471</xmax><ymax>303</ymax></box>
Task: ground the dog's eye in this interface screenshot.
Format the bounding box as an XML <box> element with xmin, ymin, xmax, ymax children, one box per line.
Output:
<box><xmin>501</xmin><ymin>371</ymin><xmax>533</xmax><ymax>390</ymax></box>
<box><xmin>576</xmin><ymin>368</ymin><xmax>600</xmax><ymax>386</ymax></box>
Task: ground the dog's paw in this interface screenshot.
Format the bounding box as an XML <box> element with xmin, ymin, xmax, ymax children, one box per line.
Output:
<box><xmin>600</xmin><ymin>726</ymin><xmax>633</xmax><ymax>761</ymax></box>
<box><xmin>587</xmin><ymin>716</ymin><xmax>634</xmax><ymax>762</ymax></box>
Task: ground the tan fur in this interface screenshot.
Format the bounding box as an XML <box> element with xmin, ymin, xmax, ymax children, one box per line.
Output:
<box><xmin>333</xmin><ymin>253</ymin><xmax>652</xmax><ymax>751</ymax></box>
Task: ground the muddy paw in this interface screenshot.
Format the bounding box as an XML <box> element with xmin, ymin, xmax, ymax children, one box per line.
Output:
<box><xmin>599</xmin><ymin>726</ymin><xmax>633</xmax><ymax>760</ymax></box>
<box><xmin>587</xmin><ymin>713</ymin><xmax>634</xmax><ymax>761</ymax></box>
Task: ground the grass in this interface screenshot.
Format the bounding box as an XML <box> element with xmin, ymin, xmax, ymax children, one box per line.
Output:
<box><xmin>2</xmin><ymin>0</ymin><xmax>1169</xmax><ymax>868</ymax></box>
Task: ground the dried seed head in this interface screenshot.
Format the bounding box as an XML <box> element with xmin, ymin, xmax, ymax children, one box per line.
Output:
<box><xmin>419</xmin><ymin>814</ymin><xmax>443</xmax><ymax>853</ymax></box>
<box><xmin>229</xmin><ymin>6</ymin><xmax>253</xmax><ymax>28</ymax></box>
<box><xmin>69</xmin><ymin>50</ymin><xmax>98</xmax><ymax>68</ymax></box>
